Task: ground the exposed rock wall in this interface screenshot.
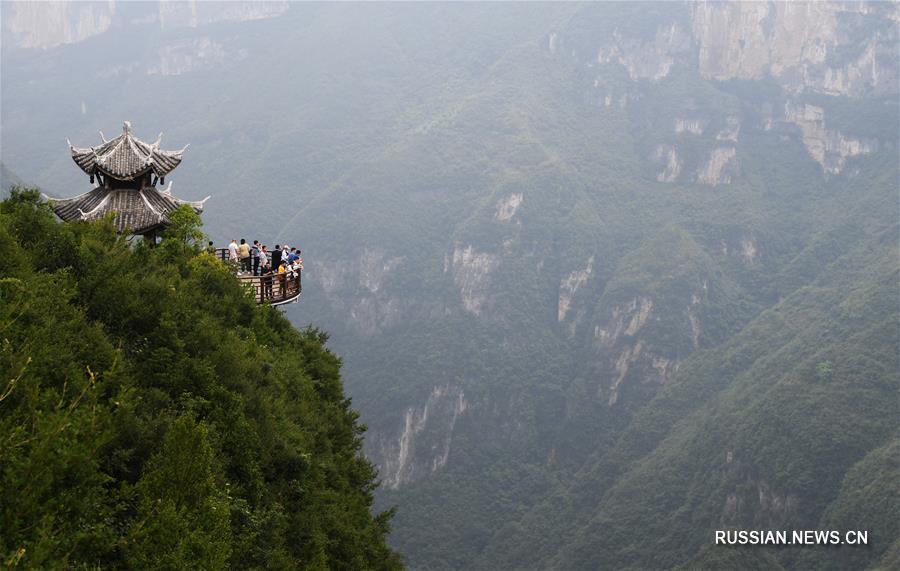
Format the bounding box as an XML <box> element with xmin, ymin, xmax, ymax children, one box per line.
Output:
<box><xmin>375</xmin><ymin>384</ymin><xmax>468</xmax><ymax>489</ymax></box>
<box><xmin>3</xmin><ymin>1</ymin><xmax>116</xmax><ymax>50</ymax></box>
<box><xmin>315</xmin><ymin>248</ymin><xmax>406</xmax><ymax>336</ymax></box>
<box><xmin>494</xmin><ymin>192</ymin><xmax>523</xmax><ymax>222</ymax></box>
<box><xmin>691</xmin><ymin>1</ymin><xmax>897</xmax><ymax>98</ymax></box>
<box><xmin>451</xmin><ymin>245</ymin><xmax>499</xmax><ymax>316</ymax></box>
<box><xmin>3</xmin><ymin>0</ymin><xmax>289</xmax><ymax>50</ymax></box>
<box><xmin>558</xmin><ymin>257</ymin><xmax>594</xmax><ymax>322</ymax></box>
<box><xmin>783</xmin><ymin>102</ymin><xmax>878</xmax><ymax>174</ymax></box>
<box><xmin>696</xmin><ymin>147</ymin><xmax>738</xmax><ymax>186</ymax></box>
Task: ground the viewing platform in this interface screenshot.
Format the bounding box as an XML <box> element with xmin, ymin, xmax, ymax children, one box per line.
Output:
<box><xmin>48</xmin><ymin>121</ymin><xmax>302</xmax><ymax>308</ymax></box>
<box><xmin>214</xmin><ymin>248</ymin><xmax>302</xmax><ymax>306</ymax></box>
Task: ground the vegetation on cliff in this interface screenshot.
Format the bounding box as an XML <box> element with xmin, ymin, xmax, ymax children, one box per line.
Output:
<box><xmin>0</xmin><ymin>189</ymin><xmax>402</xmax><ymax>569</ymax></box>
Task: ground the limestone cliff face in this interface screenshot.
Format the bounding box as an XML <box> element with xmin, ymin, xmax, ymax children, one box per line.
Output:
<box><xmin>782</xmin><ymin>102</ymin><xmax>878</xmax><ymax>174</ymax></box>
<box><xmin>696</xmin><ymin>147</ymin><xmax>738</xmax><ymax>186</ymax></box>
<box><xmin>371</xmin><ymin>384</ymin><xmax>468</xmax><ymax>489</ymax></box>
<box><xmin>654</xmin><ymin>145</ymin><xmax>682</xmax><ymax>183</ymax></box>
<box><xmin>691</xmin><ymin>1</ymin><xmax>897</xmax><ymax>98</ymax></box>
<box><xmin>2</xmin><ymin>0</ymin><xmax>288</xmax><ymax>50</ymax></box>
<box><xmin>573</xmin><ymin>2</ymin><xmax>896</xmax><ymax>98</ymax></box>
<box><xmin>564</xmin><ymin>1</ymin><xmax>896</xmax><ymax>181</ymax></box>
<box><xmin>592</xmin><ymin>295</ymin><xmax>683</xmax><ymax>407</ymax></box>
<box><xmin>450</xmin><ymin>244</ymin><xmax>499</xmax><ymax>316</ymax></box>
<box><xmin>315</xmin><ymin>248</ymin><xmax>406</xmax><ymax>337</ymax></box>
<box><xmin>3</xmin><ymin>1</ymin><xmax>116</xmax><ymax>50</ymax></box>
<box><xmin>146</xmin><ymin>37</ymin><xmax>230</xmax><ymax>77</ymax></box>
<box><xmin>494</xmin><ymin>193</ymin><xmax>524</xmax><ymax>222</ymax></box>
<box><xmin>156</xmin><ymin>0</ymin><xmax>287</xmax><ymax>30</ymax></box>
<box><xmin>558</xmin><ymin>257</ymin><xmax>593</xmax><ymax>323</ymax></box>
<box><xmin>594</xmin><ymin>22</ymin><xmax>692</xmax><ymax>82</ymax></box>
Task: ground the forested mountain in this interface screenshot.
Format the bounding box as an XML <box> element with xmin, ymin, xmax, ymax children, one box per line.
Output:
<box><xmin>2</xmin><ymin>2</ymin><xmax>898</xmax><ymax>569</ymax></box>
<box><xmin>0</xmin><ymin>191</ymin><xmax>401</xmax><ymax>569</ymax></box>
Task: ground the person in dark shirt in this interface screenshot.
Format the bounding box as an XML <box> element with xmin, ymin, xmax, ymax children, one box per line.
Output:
<box><xmin>272</xmin><ymin>244</ymin><xmax>282</xmax><ymax>272</ymax></box>
<box><xmin>251</xmin><ymin>240</ymin><xmax>260</xmax><ymax>276</ymax></box>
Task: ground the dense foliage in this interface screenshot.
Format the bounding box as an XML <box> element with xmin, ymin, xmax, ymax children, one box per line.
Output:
<box><xmin>0</xmin><ymin>190</ymin><xmax>402</xmax><ymax>569</ymax></box>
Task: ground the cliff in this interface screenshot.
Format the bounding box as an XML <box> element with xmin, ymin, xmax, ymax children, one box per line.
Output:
<box><xmin>0</xmin><ymin>190</ymin><xmax>402</xmax><ymax>569</ymax></box>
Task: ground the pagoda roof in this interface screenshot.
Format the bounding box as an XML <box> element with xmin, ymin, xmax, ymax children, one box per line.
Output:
<box><xmin>46</xmin><ymin>183</ymin><xmax>209</xmax><ymax>235</ymax></box>
<box><xmin>68</xmin><ymin>121</ymin><xmax>187</xmax><ymax>181</ymax></box>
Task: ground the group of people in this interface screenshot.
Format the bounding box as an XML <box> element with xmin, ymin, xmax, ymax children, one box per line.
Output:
<box><xmin>211</xmin><ymin>238</ymin><xmax>304</xmax><ymax>285</ymax></box>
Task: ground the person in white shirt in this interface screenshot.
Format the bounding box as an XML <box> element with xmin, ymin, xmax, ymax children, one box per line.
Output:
<box><xmin>259</xmin><ymin>246</ymin><xmax>269</xmax><ymax>273</ymax></box>
<box><xmin>227</xmin><ymin>239</ymin><xmax>239</xmax><ymax>266</ymax></box>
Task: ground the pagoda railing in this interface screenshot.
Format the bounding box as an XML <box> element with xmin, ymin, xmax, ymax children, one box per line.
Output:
<box><xmin>213</xmin><ymin>248</ymin><xmax>301</xmax><ymax>307</ymax></box>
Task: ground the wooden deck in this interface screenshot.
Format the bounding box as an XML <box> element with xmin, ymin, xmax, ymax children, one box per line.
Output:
<box><xmin>214</xmin><ymin>248</ymin><xmax>301</xmax><ymax>306</ymax></box>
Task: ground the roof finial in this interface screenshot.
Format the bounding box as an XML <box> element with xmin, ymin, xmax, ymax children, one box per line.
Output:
<box><xmin>153</xmin><ymin>132</ymin><xmax>163</xmax><ymax>148</ymax></box>
<box><xmin>99</xmin><ymin>130</ymin><xmax>108</xmax><ymax>143</ymax></box>
<box><xmin>123</xmin><ymin>121</ymin><xmax>132</xmax><ymax>134</ymax></box>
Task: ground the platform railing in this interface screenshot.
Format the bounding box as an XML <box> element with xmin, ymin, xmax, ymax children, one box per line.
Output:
<box><xmin>213</xmin><ymin>247</ymin><xmax>302</xmax><ymax>306</ymax></box>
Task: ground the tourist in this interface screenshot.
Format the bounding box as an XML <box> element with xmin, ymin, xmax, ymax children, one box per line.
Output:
<box><xmin>227</xmin><ymin>239</ymin><xmax>239</xmax><ymax>268</ymax></box>
<box><xmin>252</xmin><ymin>240</ymin><xmax>260</xmax><ymax>276</ymax></box>
<box><xmin>259</xmin><ymin>245</ymin><xmax>270</xmax><ymax>274</ymax></box>
<box><xmin>277</xmin><ymin>259</ymin><xmax>287</xmax><ymax>297</ymax></box>
<box><xmin>206</xmin><ymin>240</ymin><xmax>216</xmax><ymax>255</ymax></box>
<box><xmin>260</xmin><ymin>246</ymin><xmax>273</xmax><ymax>298</ymax></box>
<box><xmin>238</xmin><ymin>238</ymin><xmax>251</xmax><ymax>274</ymax></box>
<box><xmin>272</xmin><ymin>244</ymin><xmax>282</xmax><ymax>272</ymax></box>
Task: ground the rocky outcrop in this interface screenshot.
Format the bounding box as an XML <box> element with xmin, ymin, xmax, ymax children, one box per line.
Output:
<box><xmin>696</xmin><ymin>147</ymin><xmax>738</xmax><ymax>186</ymax></box>
<box><xmin>691</xmin><ymin>1</ymin><xmax>897</xmax><ymax>98</ymax></box>
<box><xmin>358</xmin><ymin>248</ymin><xmax>404</xmax><ymax>294</ymax></box>
<box><xmin>3</xmin><ymin>1</ymin><xmax>116</xmax><ymax>50</ymax></box>
<box><xmin>719</xmin><ymin>235</ymin><xmax>760</xmax><ymax>266</ymax></box>
<box><xmin>721</xmin><ymin>475</ymin><xmax>799</xmax><ymax>528</ymax></box>
<box><xmin>316</xmin><ymin>248</ymin><xmax>405</xmax><ymax>336</ymax></box>
<box><xmin>376</xmin><ymin>384</ymin><xmax>468</xmax><ymax>489</ymax></box>
<box><xmin>783</xmin><ymin>102</ymin><xmax>878</xmax><ymax>174</ymax></box>
<box><xmin>558</xmin><ymin>256</ymin><xmax>594</xmax><ymax>322</ymax></box>
<box><xmin>3</xmin><ymin>1</ymin><xmax>289</xmax><ymax>50</ymax></box>
<box><xmin>147</xmin><ymin>37</ymin><xmax>227</xmax><ymax>76</ymax></box>
<box><xmin>688</xmin><ymin>281</ymin><xmax>708</xmax><ymax>349</ymax></box>
<box><xmin>451</xmin><ymin>245</ymin><xmax>499</xmax><ymax>316</ymax></box>
<box><xmin>716</xmin><ymin>116</ymin><xmax>741</xmax><ymax>142</ymax></box>
<box><xmin>674</xmin><ymin>118</ymin><xmax>705</xmax><ymax>135</ymax></box>
<box><xmin>157</xmin><ymin>0</ymin><xmax>288</xmax><ymax>29</ymax></box>
<box><xmin>655</xmin><ymin>145</ymin><xmax>682</xmax><ymax>183</ymax></box>
<box><xmin>594</xmin><ymin>296</ymin><xmax>654</xmax><ymax>347</ymax></box>
<box><xmin>494</xmin><ymin>192</ymin><xmax>523</xmax><ymax>222</ymax></box>
<box><xmin>595</xmin><ymin>22</ymin><xmax>692</xmax><ymax>82</ymax></box>
<box><xmin>607</xmin><ymin>341</ymin><xmax>643</xmax><ymax>406</ymax></box>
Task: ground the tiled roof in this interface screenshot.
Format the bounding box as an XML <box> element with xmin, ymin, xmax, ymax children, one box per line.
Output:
<box><xmin>69</xmin><ymin>121</ymin><xmax>187</xmax><ymax>181</ymax></box>
<box><xmin>47</xmin><ymin>185</ymin><xmax>208</xmax><ymax>235</ymax></box>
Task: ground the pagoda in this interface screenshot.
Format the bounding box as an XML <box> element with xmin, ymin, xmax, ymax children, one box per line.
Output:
<box><xmin>48</xmin><ymin>121</ymin><xmax>209</xmax><ymax>236</ymax></box>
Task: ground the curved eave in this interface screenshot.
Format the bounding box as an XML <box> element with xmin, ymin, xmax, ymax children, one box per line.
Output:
<box><xmin>150</xmin><ymin>150</ymin><xmax>184</xmax><ymax>177</ymax></box>
<box><xmin>70</xmin><ymin>147</ymin><xmax>98</xmax><ymax>175</ymax></box>
<box><xmin>68</xmin><ymin>130</ymin><xmax>186</xmax><ymax>181</ymax></box>
<box><xmin>44</xmin><ymin>187</ymin><xmax>108</xmax><ymax>221</ymax></box>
